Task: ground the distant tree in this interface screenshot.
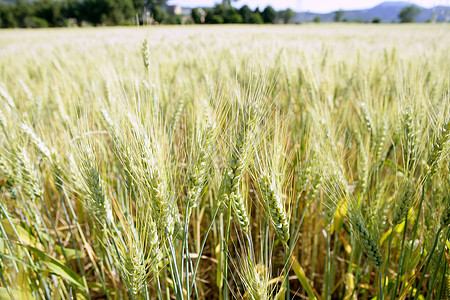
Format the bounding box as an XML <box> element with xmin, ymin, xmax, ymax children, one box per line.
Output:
<box><xmin>278</xmin><ymin>8</ymin><xmax>295</xmax><ymax>24</ymax></box>
<box><xmin>261</xmin><ymin>5</ymin><xmax>276</xmax><ymax>23</ymax></box>
<box><xmin>62</xmin><ymin>0</ymin><xmax>82</xmax><ymax>24</ymax></box>
<box><xmin>223</xmin><ymin>7</ymin><xmax>236</xmax><ymax>22</ymax></box>
<box><xmin>313</xmin><ymin>16</ymin><xmax>321</xmax><ymax>23</ymax></box>
<box><xmin>202</xmin><ymin>4</ymin><xmax>240</xmax><ymax>24</ymax></box>
<box><xmin>34</xmin><ymin>0</ymin><xmax>64</xmax><ymax>27</ymax></box>
<box><xmin>213</xmin><ymin>4</ymin><xmax>226</xmax><ymax>17</ymax></box>
<box><xmin>24</xmin><ymin>15</ymin><xmax>49</xmax><ymax>27</ymax></box>
<box><xmin>238</xmin><ymin>5</ymin><xmax>252</xmax><ymax>23</ymax></box>
<box><xmin>222</xmin><ymin>0</ymin><xmax>237</xmax><ymax>6</ymax></box>
<box><xmin>151</xmin><ymin>5</ymin><xmax>167</xmax><ymax>23</ymax></box>
<box><xmin>249</xmin><ymin>12</ymin><xmax>263</xmax><ymax>24</ymax></box>
<box><xmin>204</xmin><ymin>8</ymin><xmax>213</xmax><ymax>23</ymax></box>
<box><xmin>191</xmin><ymin>8</ymin><xmax>202</xmax><ymax>23</ymax></box>
<box><xmin>0</xmin><ymin>0</ymin><xmax>162</xmax><ymax>27</ymax></box>
<box><xmin>398</xmin><ymin>5</ymin><xmax>421</xmax><ymax>23</ymax></box>
<box><xmin>0</xmin><ymin>7</ymin><xmax>14</xmax><ymax>27</ymax></box>
<box><xmin>221</xmin><ymin>0</ymin><xmax>241</xmax><ymax>7</ymax></box>
<box><xmin>13</xmin><ymin>0</ymin><xmax>34</xmax><ymax>27</ymax></box>
<box><xmin>372</xmin><ymin>17</ymin><xmax>381</xmax><ymax>23</ymax></box>
<box><xmin>0</xmin><ymin>4</ymin><xmax>18</xmax><ymax>27</ymax></box>
<box><xmin>224</xmin><ymin>11</ymin><xmax>243</xmax><ymax>23</ymax></box>
<box><xmin>211</xmin><ymin>15</ymin><xmax>223</xmax><ymax>24</ymax></box>
<box><xmin>333</xmin><ymin>9</ymin><xmax>344</xmax><ymax>22</ymax></box>
<box><xmin>82</xmin><ymin>0</ymin><xmax>111</xmax><ymax>24</ymax></box>
<box><xmin>112</xmin><ymin>0</ymin><xmax>135</xmax><ymax>24</ymax></box>
<box><xmin>147</xmin><ymin>0</ymin><xmax>167</xmax><ymax>10</ymax></box>
<box><xmin>168</xmin><ymin>14</ymin><xmax>182</xmax><ymax>24</ymax></box>
<box><xmin>226</xmin><ymin>13</ymin><xmax>244</xmax><ymax>23</ymax></box>
<box><xmin>130</xmin><ymin>0</ymin><xmax>145</xmax><ymax>14</ymax></box>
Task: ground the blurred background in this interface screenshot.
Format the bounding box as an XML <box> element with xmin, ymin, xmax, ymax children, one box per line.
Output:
<box><xmin>0</xmin><ymin>0</ymin><xmax>449</xmax><ymax>28</ymax></box>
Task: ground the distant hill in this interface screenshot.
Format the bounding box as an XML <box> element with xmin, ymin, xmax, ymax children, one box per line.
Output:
<box><xmin>295</xmin><ymin>1</ymin><xmax>450</xmax><ymax>23</ymax></box>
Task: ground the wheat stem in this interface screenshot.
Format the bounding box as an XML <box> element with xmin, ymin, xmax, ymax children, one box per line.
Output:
<box><xmin>413</xmin><ymin>226</ymin><xmax>443</xmax><ymax>300</ymax></box>
<box><xmin>189</xmin><ymin>206</ymin><xmax>220</xmax><ymax>298</ymax></box>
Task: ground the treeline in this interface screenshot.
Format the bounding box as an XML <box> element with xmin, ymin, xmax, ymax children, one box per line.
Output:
<box><xmin>0</xmin><ymin>0</ymin><xmax>171</xmax><ymax>28</ymax></box>
<box><xmin>0</xmin><ymin>0</ymin><xmax>296</xmax><ymax>28</ymax></box>
<box><xmin>190</xmin><ymin>5</ymin><xmax>295</xmax><ymax>24</ymax></box>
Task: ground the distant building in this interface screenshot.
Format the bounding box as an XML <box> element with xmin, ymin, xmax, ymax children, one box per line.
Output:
<box><xmin>181</xmin><ymin>7</ymin><xmax>192</xmax><ymax>16</ymax></box>
<box><xmin>167</xmin><ymin>5</ymin><xmax>182</xmax><ymax>15</ymax></box>
<box><xmin>197</xmin><ymin>8</ymin><xmax>206</xmax><ymax>23</ymax></box>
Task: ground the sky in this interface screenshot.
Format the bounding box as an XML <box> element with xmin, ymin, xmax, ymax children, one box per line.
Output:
<box><xmin>167</xmin><ymin>0</ymin><xmax>449</xmax><ymax>13</ymax></box>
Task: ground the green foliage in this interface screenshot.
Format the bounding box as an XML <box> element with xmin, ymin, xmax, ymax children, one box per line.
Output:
<box><xmin>213</xmin><ymin>3</ymin><xmax>226</xmax><ymax>17</ymax></box>
<box><xmin>372</xmin><ymin>17</ymin><xmax>381</xmax><ymax>23</ymax></box>
<box><xmin>203</xmin><ymin>4</ymin><xmax>247</xmax><ymax>24</ymax></box>
<box><xmin>191</xmin><ymin>7</ymin><xmax>202</xmax><ymax>24</ymax></box>
<box><xmin>0</xmin><ymin>4</ymin><xmax>17</xmax><ymax>27</ymax></box>
<box><xmin>131</xmin><ymin>0</ymin><xmax>145</xmax><ymax>13</ymax></box>
<box><xmin>4</xmin><ymin>1</ymin><xmax>428</xmax><ymax>27</ymax></box>
<box><xmin>24</xmin><ymin>15</ymin><xmax>49</xmax><ymax>27</ymax></box>
<box><xmin>208</xmin><ymin>4</ymin><xmax>242</xmax><ymax>24</ymax></box>
<box><xmin>225</xmin><ymin>12</ymin><xmax>243</xmax><ymax>23</ymax></box>
<box><xmin>249</xmin><ymin>12</ymin><xmax>263</xmax><ymax>24</ymax></box>
<box><xmin>60</xmin><ymin>0</ymin><xmax>80</xmax><ymax>24</ymax></box>
<box><xmin>211</xmin><ymin>14</ymin><xmax>224</xmax><ymax>24</ymax></box>
<box><xmin>278</xmin><ymin>8</ymin><xmax>295</xmax><ymax>24</ymax></box>
<box><xmin>36</xmin><ymin>0</ymin><xmax>65</xmax><ymax>26</ymax></box>
<box><xmin>238</xmin><ymin>5</ymin><xmax>252</xmax><ymax>23</ymax></box>
<box><xmin>151</xmin><ymin>5</ymin><xmax>167</xmax><ymax>24</ymax></box>
<box><xmin>261</xmin><ymin>5</ymin><xmax>276</xmax><ymax>24</ymax></box>
<box><xmin>82</xmin><ymin>0</ymin><xmax>135</xmax><ymax>25</ymax></box>
<box><xmin>333</xmin><ymin>9</ymin><xmax>344</xmax><ymax>22</ymax></box>
<box><xmin>202</xmin><ymin>5</ymin><xmax>280</xmax><ymax>25</ymax></box>
<box><xmin>398</xmin><ymin>5</ymin><xmax>421</xmax><ymax>23</ymax></box>
<box><xmin>203</xmin><ymin>8</ymin><xmax>213</xmax><ymax>23</ymax></box>
<box><xmin>167</xmin><ymin>14</ymin><xmax>182</xmax><ymax>24</ymax></box>
<box><xmin>0</xmin><ymin>0</ymin><xmax>166</xmax><ymax>27</ymax></box>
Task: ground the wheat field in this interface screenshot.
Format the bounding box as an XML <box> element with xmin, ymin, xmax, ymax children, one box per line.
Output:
<box><xmin>0</xmin><ymin>24</ymin><xmax>450</xmax><ymax>299</ymax></box>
